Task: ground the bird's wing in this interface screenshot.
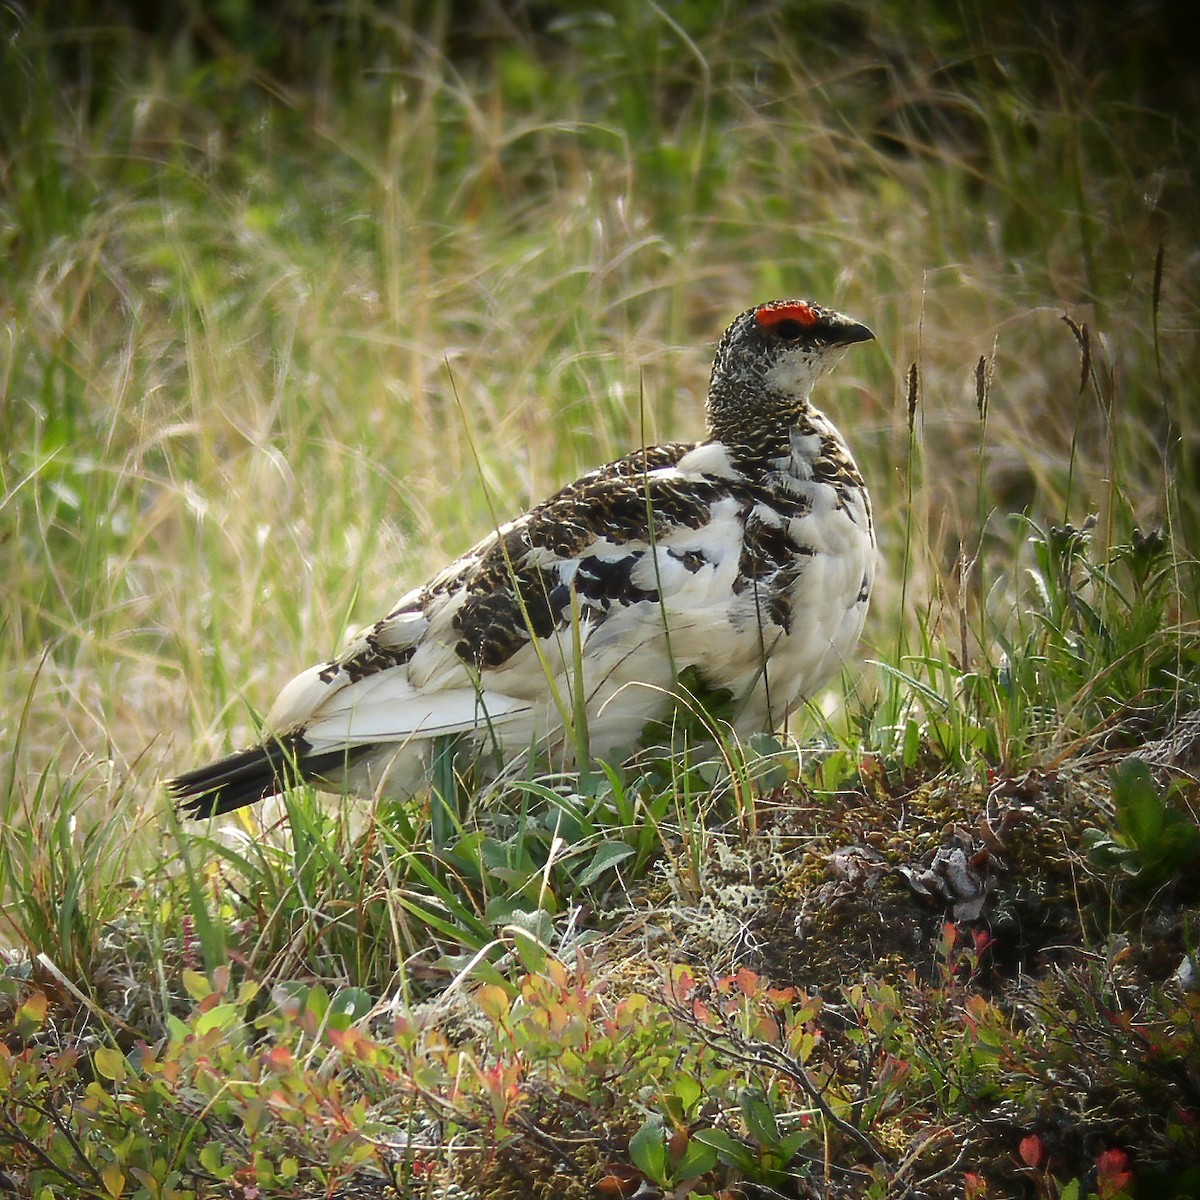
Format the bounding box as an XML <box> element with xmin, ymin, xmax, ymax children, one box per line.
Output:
<box><xmin>259</xmin><ymin>440</ymin><xmax>768</xmax><ymax>737</ymax></box>
<box><xmin>406</xmin><ymin>441</ymin><xmax>750</xmax><ymax>675</ymax></box>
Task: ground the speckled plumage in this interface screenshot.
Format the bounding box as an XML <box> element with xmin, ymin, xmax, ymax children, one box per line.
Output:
<box><xmin>170</xmin><ymin>300</ymin><xmax>876</xmax><ymax>817</ymax></box>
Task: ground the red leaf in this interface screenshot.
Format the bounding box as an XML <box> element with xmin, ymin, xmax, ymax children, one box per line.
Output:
<box><xmin>1096</xmin><ymin>1148</ymin><xmax>1134</xmax><ymax>1196</ymax></box>
<box><xmin>264</xmin><ymin>1045</ymin><xmax>294</xmax><ymax>1071</ymax></box>
<box><xmin>668</xmin><ymin>1127</ymin><xmax>690</xmax><ymax>1163</ymax></box>
<box><xmin>734</xmin><ymin>967</ymin><xmax>761</xmax><ymax>996</ymax></box>
<box><xmin>596</xmin><ymin>1164</ymin><xmax>644</xmax><ymax>1197</ymax></box>
<box><xmin>963</xmin><ymin>1172</ymin><xmax>989</xmax><ymax>1199</ymax></box>
<box><xmin>1018</xmin><ymin>1134</ymin><xmax>1045</xmax><ymax>1169</ymax></box>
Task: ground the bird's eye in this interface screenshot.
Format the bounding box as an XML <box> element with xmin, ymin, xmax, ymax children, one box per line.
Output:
<box><xmin>772</xmin><ymin>319</ymin><xmax>807</xmax><ymax>341</ymax></box>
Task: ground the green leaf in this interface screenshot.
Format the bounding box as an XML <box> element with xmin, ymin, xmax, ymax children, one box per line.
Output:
<box><xmin>1114</xmin><ymin>761</ymin><xmax>1165</xmax><ymax>850</ymax></box>
<box><xmin>1158</xmin><ymin>820</ymin><xmax>1200</xmax><ymax>872</ymax></box>
<box><xmin>692</xmin><ymin>1128</ymin><xmax>755</xmax><ymax>1171</ymax></box>
<box><xmin>194</xmin><ymin>1002</ymin><xmax>241</xmax><ymax>1036</ymax></box>
<box><xmin>199</xmin><ymin>1142</ymin><xmax>233</xmax><ymax>1180</ymax></box>
<box><xmin>181</xmin><ymin>969</ymin><xmax>212</xmax><ymax>1002</ymax></box>
<box><xmin>236</xmin><ymin>980</ymin><xmax>261</xmax><ymax>1007</ymax></box>
<box><xmin>305</xmin><ymin>984</ymin><xmax>331</xmax><ymax>1024</ymax></box>
<box><xmin>1083</xmin><ymin>832</ymin><xmax>1138</xmax><ymax>871</ymax></box>
<box><xmin>101</xmin><ymin>1162</ymin><xmax>125</xmax><ymax>1199</ymax></box>
<box><xmin>512</xmin><ymin>928</ymin><xmax>549</xmax><ymax>975</ymax></box>
<box><xmin>93</xmin><ymin>1046</ymin><xmax>126</xmax><ymax>1082</ymax></box>
<box><xmin>740</xmin><ymin>1090</ymin><xmax>780</xmax><ymax>1143</ymax></box>
<box><xmin>778</xmin><ymin>1128</ymin><xmax>815</xmax><ymax>1160</ymax></box>
<box><xmin>629</xmin><ymin>1119</ymin><xmax>668</xmax><ymax>1184</ymax></box>
<box><xmin>670</xmin><ymin>1073</ymin><xmax>703</xmax><ymax>1116</ymax></box>
<box><xmin>675</xmin><ymin>1136</ymin><xmax>719</xmax><ymax>1179</ymax></box>
<box><xmin>576</xmin><ymin>841</ymin><xmax>636</xmax><ymax>887</ymax></box>
<box><xmin>330</xmin><ymin>987</ymin><xmax>374</xmax><ymax>1026</ymax></box>
<box><xmin>1103</xmin><ymin>760</ymin><xmax>1200</xmax><ymax>886</ymax></box>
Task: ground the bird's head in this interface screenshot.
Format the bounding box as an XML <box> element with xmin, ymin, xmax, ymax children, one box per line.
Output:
<box><xmin>706</xmin><ymin>299</ymin><xmax>873</xmax><ymax>450</ymax></box>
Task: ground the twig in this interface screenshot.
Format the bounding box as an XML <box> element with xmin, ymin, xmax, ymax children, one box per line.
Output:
<box><xmin>666</xmin><ymin>999</ymin><xmax>887</xmax><ymax>1166</ymax></box>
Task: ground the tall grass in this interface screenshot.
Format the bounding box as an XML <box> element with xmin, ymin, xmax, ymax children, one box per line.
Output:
<box><xmin>2</xmin><ymin>1</ymin><xmax>1197</xmax><ymax>978</ymax></box>
<box><xmin>2</xmin><ymin>6</ymin><xmax>1198</xmax><ymax>1196</ymax></box>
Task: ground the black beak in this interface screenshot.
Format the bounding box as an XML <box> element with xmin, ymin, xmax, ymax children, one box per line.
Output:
<box><xmin>826</xmin><ymin>315</ymin><xmax>875</xmax><ymax>347</ymax></box>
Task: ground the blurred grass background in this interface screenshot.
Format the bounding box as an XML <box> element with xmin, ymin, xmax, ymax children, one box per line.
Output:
<box><xmin>1</xmin><ymin>0</ymin><xmax>1196</xmax><ymax>825</ymax></box>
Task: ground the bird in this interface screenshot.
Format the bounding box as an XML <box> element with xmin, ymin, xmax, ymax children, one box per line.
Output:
<box><xmin>169</xmin><ymin>299</ymin><xmax>876</xmax><ymax>818</ymax></box>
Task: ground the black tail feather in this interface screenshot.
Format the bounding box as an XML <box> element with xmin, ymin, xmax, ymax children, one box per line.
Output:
<box><xmin>168</xmin><ymin>735</ymin><xmax>366</xmax><ymax>818</ymax></box>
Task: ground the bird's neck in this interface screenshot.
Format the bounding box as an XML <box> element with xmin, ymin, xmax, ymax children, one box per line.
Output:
<box><xmin>706</xmin><ymin>385</ymin><xmax>817</xmax><ymax>471</ymax></box>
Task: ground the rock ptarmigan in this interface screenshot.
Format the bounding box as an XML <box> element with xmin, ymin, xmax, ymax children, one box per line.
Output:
<box><xmin>170</xmin><ymin>300</ymin><xmax>875</xmax><ymax>817</ymax></box>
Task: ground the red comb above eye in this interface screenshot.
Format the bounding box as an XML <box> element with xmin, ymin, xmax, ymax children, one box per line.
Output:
<box><xmin>755</xmin><ymin>302</ymin><xmax>818</xmax><ymax>329</ymax></box>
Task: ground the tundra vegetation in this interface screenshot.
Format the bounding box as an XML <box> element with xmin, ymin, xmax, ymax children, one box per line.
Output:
<box><xmin>1</xmin><ymin>3</ymin><xmax>1198</xmax><ymax>1197</ymax></box>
